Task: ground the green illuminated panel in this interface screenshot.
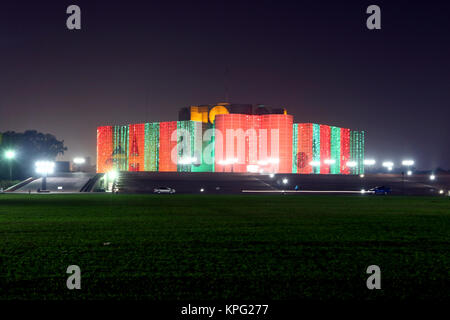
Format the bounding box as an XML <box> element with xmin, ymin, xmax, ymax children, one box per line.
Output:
<box><xmin>144</xmin><ymin>122</ymin><xmax>159</xmax><ymax>171</ymax></box>
<box><xmin>292</xmin><ymin>124</ymin><xmax>298</xmax><ymax>173</ymax></box>
<box><xmin>330</xmin><ymin>126</ymin><xmax>341</xmax><ymax>174</ymax></box>
<box><xmin>312</xmin><ymin>123</ymin><xmax>320</xmax><ymax>174</ymax></box>
<box><xmin>112</xmin><ymin>125</ymin><xmax>129</xmax><ymax>171</ymax></box>
<box><xmin>177</xmin><ymin>121</ymin><xmax>192</xmax><ymax>172</ymax></box>
<box><xmin>192</xmin><ymin>122</ymin><xmax>213</xmax><ymax>172</ymax></box>
<box><xmin>350</xmin><ymin>130</ymin><xmax>365</xmax><ymax>175</ymax></box>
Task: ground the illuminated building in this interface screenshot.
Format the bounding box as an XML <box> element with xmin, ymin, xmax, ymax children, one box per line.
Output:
<box><xmin>97</xmin><ymin>103</ymin><xmax>364</xmax><ymax>174</ymax></box>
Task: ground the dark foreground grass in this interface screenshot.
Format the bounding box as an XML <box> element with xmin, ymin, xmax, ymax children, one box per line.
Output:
<box><xmin>0</xmin><ymin>194</ymin><xmax>449</xmax><ymax>301</ymax></box>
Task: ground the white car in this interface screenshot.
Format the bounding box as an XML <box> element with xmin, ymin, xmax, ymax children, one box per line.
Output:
<box><xmin>153</xmin><ymin>186</ymin><xmax>176</xmax><ymax>194</ymax></box>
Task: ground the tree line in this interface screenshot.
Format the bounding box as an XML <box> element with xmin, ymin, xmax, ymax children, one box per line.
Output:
<box><xmin>0</xmin><ymin>130</ymin><xmax>67</xmax><ymax>180</ymax></box>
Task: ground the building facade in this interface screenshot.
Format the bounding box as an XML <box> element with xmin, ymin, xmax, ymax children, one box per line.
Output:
<box><xmin>97</xmin><ymin>104</ymin><xmax>364</xmax><ymax>174</ymax></box>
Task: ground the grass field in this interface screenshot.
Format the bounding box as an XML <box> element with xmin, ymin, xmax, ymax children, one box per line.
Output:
<box><xmin>0</xmin><ymin>194</ymin><xmax>449</xmax><ymax>301</ymax></box>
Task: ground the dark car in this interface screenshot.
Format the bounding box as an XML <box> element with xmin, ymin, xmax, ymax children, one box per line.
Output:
<box><xmin>369</xmin><ymin>186</ymin><xmax>391</xmax><ymax>195</ymax></box>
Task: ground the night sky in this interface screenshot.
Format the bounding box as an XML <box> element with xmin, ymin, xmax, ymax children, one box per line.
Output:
<box><xmin>0</xmin><ymin>0</ymin><xmax>449</xmax><ymax>170</ymax></box>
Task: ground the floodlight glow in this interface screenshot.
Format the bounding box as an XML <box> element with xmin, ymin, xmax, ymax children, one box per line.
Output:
<box><xmin>225</xmin><ymin>158</ymin><xmax>238</xmax><ymax>164</ymax></box>
<box><xmin>388</xmin><ymin>167</ymin><xmax>393</xmax><ymax>171</ymax></box>
<box><xmin>269</xmin><ymin>173</ymin><xmax>275</xmax><ymax>178</ymax></box>
<box><xmin>35</xmin><ymin>161</ymin><xmax>55</xmax><ymax>175</ymax></box>
<box><xmin>402</xmin><ymin>160</ymin><xmax>414</xmax><ymax>166</ymax></box>
<box><xmin>430</xmin><ymin>174</ymin><xmax>436</xmax><ymax>181</ymax></box>
<box><xmin>309</xmin><ymin>161</ymin><xmax>320</xmax><ymax>167</ymax></box>
<box><xmin>246</xmin><ymin>165</ymin><xmax>259</xmax><ymax>173</ymax></box>
<box><xmin>324</xmin><ymin>159</ymin><xmax>335</xmax><ymax>165</ymax></box>
<box><xmin>200</xmin><ymin>188</ymin><xmax>204</xmax><ymax>192</ymax></box>
<box><xmin>5</xmin><ymin>150</ymin><xmax>16</xmax><ymax>159</ymax></box>
<box><xmin>382</xmin><ymin>161</ymin><xmax>394</xmax><ymax>168</ymax></box>
<box><xmin>178</xmin><ymin>156</ymin><xmax>197</xmax><ymax>165</ymax></box>
<box><xmin>257</xmin><ymin>160</ymin><xmax>268</xmax><ymax>166</ymax></box>
<box><xmin>439</xmin><ymin>190</ymin><xmax>444</xmax><ymax>194</ymax></box>
<box><xmin>282</xmin><ymin>178</ymin><xmax>288</xmax><ymax>184</ymax></box>
<box><xmin>268</xmin><ymin>158</ymin><xmax>279</xmax><ymax>164</ymax></box>
<box><xmin>360</xmin><ymin>174</ymin><xmax>365</xmax><ymax>178</ymax></box>
<box><xmin>361</xmin><ymin>189</ymin><xmax>366</xmax><ymax>194</ymax></box>
<box><xmin>407</xmin><ymin>170</ymin><xmax>412</xmax><ymax>176</ymax></box>
<box><xmin>346</xmin><ymin>161</ymin><xmax>357</xmax><ymax>168</ymax></box>
<box><xmin>107</xmin><ymin>170</ymin><xmax>118</xmax><ymax>180</ymax></box>
<box><xmin>364</xmin><ymin>159</ymin><xmax>376</xmax><ymax>165</ymax></box>
<box><xmin>73</xmin><ymin>157</ymin><xmax>86</xmax><ymax>164</ymax></box>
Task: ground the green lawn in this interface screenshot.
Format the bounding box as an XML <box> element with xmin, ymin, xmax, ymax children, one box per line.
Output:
<box><xmin>0</xmin><ymin>194</ymin><xmax>449</xmax><ymax>301</ymax></box>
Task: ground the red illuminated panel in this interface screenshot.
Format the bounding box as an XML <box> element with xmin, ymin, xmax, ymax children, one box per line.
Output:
<box><xmin>159</xmin><ymin>121</ymin><xmax>178</xmax><ymax>172</ymax></box>
<box><xmin>97</xmin><ymin>126</ymin><xmax>113</xmax><ymax>173</ymax></box>
<box><xmin>262</xmin><ymin>114</ymin><xmax>293</xmax><ymax>173</ymax></box>
<box><xmin>320</xmin><ymin>125</ymin><xmax>331</xmax><ymax>174</ymax></box>
<box><xmin>340</xmin><ymin>128</ymin><xmax>351</xmax><ymax>174</ymax></box>
<box><xmin>297</xmin><ymin>123</ymin><xmax>313</xmax><ymax>174</ymax></box>
<box><xmin>214</xmin><ymin>114</ymin><xmax>292</xmax><ymax>173</ymax></box>
<box><xmin>128</xmin><ymin>124</ymin><xmax>145</xmax><ymax>172</ymax></box>
<box><xmin>214</xmin><ymin>114</ymin><xmax>252</xmax><ymax>173</ymax></box>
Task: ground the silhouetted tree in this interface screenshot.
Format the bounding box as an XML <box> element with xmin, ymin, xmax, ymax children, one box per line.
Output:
<box><xmin>0</xmin><ymin>130</ymin><xmax>67</xmax><ymax>179</ymax></box>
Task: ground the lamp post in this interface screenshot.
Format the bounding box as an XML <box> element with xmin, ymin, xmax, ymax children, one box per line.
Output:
<box><xmin>5</xmin><ymin>150</ymin><xmax>16</xmax><ymax>181</ymax></box>
<box><xmin>73</xmin><ymin>157</ymin><xmax>86</xmax><ymax>171</ymax></box>
<box><xmin>401</xmin><ymin>160</ymin><xmax>414</xmax><ymax>195</ymax></box>
<box><xmin>35</xmin><ymin>161</ymin><xmax>55</xmax><ymax>192</ymax></box>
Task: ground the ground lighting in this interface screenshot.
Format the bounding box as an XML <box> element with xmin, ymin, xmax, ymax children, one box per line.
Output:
<box><xmin>309</xmin><ymin>161</ymin><xmax>320</xmax><ymax>167</ymax></box>
<box><xmin>346</xmin><ymin>161</ymin><xmax>357</xmax><ymax>168</ymax></box>
<box><xmin>363</xmin><ymin>159</ymin><xmax>376</xmax><ymax>165</ymax></box>
<box><xmin>107</xmin><ymin>170</ymin><xmax>118</xmax><ymax>181</ymax></box>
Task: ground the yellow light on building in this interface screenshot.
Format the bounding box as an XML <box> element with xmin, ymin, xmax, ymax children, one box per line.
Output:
<box><xmin>190</xmin><ymin>106</ymin><xmax>209</xmax><ymax>123</ymax></box>
<box><xmin>208</xmin><ymin>105</ymin><xmax>229</xmax><ymax>124</ymax></box>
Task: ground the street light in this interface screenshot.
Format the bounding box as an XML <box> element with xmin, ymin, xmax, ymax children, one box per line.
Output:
<box><xmin>73</xmin><ymin>157</ymin><xmax>86</xmax><ymax>165</ymax></box>
<box><xmin>382</xmin><ymin>161</ymin><xmax>394</xmax><ymax>171</ymax></box>
<box><xmin>35</xmin><ymin>161</ymin><xmax>55</xmax><ymax>191</ymax></box>
<box><xmin>364</xmin><ymin>159</ymin><xmax>376</xmax><ymax>166</ymax></box>
<box><xmin>382</xmin><ymin>161</ymin><xmax>394</xmax><ymax>168</ymax></box>
<box><xmin>4</xmin><ymin>150</ymin><xmax>16</xmax><ymax>181</ymax></box>
<box><xmin>401</xmin><ymin>160</ymin><xmax>414</xmax><ymax>166</ymax></box>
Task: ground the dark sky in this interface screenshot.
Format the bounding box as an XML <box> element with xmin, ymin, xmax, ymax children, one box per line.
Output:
<box><xmin>0</xmin><ymin>0</ymin><xmax>449</xmax><ymax>170</ymax></box>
